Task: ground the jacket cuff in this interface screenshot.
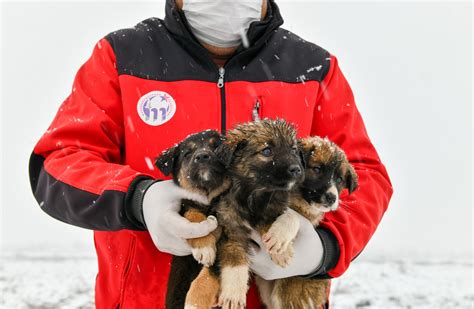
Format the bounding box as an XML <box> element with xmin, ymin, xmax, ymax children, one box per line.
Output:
<box><xmin>124</xmin><ymin>177</ymin><xmax>160</xmax><ymax>230</ymax></box>
<box><xmin>302</xmin><ymin>227</ymin><xmax>340</xmax><ymax>279</ymax></box>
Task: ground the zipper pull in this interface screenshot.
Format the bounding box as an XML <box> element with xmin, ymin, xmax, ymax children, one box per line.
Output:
<box><xmin>217</xmin><ymin>67</ymin><xmax>225</xmax><ymax>88</ymax></box>
<box><xmin>252</xmin><ymin>99</ymin><xmax>261</xmax><ymax>121</ymax></box>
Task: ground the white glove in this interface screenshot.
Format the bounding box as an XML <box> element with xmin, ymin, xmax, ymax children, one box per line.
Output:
<box><xmin>142</xmin><ymin>180</ymin><xmax>218</xmax><ymax>256</ymax></box>
<box><xmin>249</xmin><ymin>211</ymin><xmax>324</xmax><ymax>280</ymax></box>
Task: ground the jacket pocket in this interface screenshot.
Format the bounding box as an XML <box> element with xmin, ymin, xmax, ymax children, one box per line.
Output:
<box><xmin>117</xmin><ymin>236</ymin><xmax>137</xmax><ymax>308</ymax></box>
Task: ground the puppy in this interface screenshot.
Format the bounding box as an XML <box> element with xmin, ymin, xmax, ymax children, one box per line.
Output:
<box><xmin>155</xmin><ymin>130</ymin><xmax>231</xmax><ymax>309</ymax></box>
<box><xmin>184</xmin><ymin>119</ymin><xmax>305</xmax><ymax>309</ymax></box>
<box><xmin>256</xmin><ymin>136</ymin><xmax>359</xmax><ymax>309</ymax></box>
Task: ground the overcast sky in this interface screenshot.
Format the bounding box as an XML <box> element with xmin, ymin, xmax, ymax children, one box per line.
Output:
<box><xmin>1</xmin><ymin>1</ymin><xmax>472</xmax><ymax>259</ymax></box>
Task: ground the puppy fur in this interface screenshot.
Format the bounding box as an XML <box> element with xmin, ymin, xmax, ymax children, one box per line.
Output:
<box><xmin>155</xmin><ymin>130</ymin><xmax>231</xmax><ymax>309</ymax></box>
<box><xmin>185</xmin><ymin>119</ymin><xmax>304</xmax><ymax>309</ymax></box>
<box><xmin>258</xmin><ymin>136</ymin><xmax>358</xmax><ymax>309</ymax></box>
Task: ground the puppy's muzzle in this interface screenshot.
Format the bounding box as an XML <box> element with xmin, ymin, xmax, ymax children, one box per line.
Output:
<box><xmin>193</xmin><ymin>150</ymin><xmax>213</xmax><ymax>164</ymax></box>
<box><xmin>322</xmin><ymin>192</ymin><xmax>337</xmax><ymax>205</ymax></box>
<box><xmin>288</xmin><ymin>164</ymin><xmax>302</xmax><ymax>178</ymax></box>
<box><xmin>322</xmin><ymin>185</ymin><xmax>339</xmax><ymax>210</ymax></box>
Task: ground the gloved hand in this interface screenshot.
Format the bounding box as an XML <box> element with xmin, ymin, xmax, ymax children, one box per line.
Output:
<box><xmin>142</xmin><ymin>180</ymin><xmax>218</xmax><ymax>256</ymax></box>
<box><xmin>249</xmin><ymin>210</ymin><xmax>324</xmax><ymax>280</ymax></box>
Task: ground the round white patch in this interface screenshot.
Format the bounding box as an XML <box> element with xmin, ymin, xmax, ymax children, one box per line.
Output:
<box><xmin>137</xmin><ymin>91</ymin><xmax>176</xmax><ymax>126</ymax></box>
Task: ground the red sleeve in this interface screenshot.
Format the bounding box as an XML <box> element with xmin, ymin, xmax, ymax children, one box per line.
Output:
<box><xmin>28</xmin><ymin>38</ymin><xmax>153</xmax><ymax>230</ymax></box>
<box><xmin>311</xmin><ymin>56</ymin><xmax>393</xmax><ymax>277</ymax></box>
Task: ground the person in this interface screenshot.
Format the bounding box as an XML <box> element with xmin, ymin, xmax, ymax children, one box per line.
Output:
<box><xmin>28</xmin><ymin>0</ymin><xmax>393</xmax><ymax>308</ymax></box>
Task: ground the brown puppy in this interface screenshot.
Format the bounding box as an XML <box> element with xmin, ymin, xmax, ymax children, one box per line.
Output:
<box><xmin>257</xmin><ymin>136</ymin><xmax>358</xmax><ymax>309</ymax></box>
<box><xmin>155</xmin><ymin>130</ymin><xmax>231</xmax><ymax>309</ymax></box>
<box><xmin>185</xmin><ymin>119</ymin><xmax>304</xmax><ymax>309</ymax></box>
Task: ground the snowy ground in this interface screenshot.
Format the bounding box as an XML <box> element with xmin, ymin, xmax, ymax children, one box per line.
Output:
<box><xmin>1</xmin><ymin>251</ymin><xmax>96</xmax><ymax>309</ymax></box>
<box><xmin>330</xmin><ymin>257</ymin><xmax>473</xmax><ymax>309</ymax></box>
<box><xmin>1</xmin><ymin>251</ymin><xmax>472</xmax><ymax>308</ymax></box>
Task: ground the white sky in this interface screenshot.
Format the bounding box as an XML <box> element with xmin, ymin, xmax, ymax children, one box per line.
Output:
<box><xmin>1</xmin><ymin>1</ymin><xmax>472</xmax><ymax>259</ymax></box>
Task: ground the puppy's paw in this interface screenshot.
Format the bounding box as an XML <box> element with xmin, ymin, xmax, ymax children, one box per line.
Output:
<box><xmin>218</xmin><ymin>293</ymin><xmax>246</xmax><ymax>309</ymax></box>
<box><xmin>218</xmin><ymin>285</ymin><xmax>246</xmax><ymax>309</ymax></box>
<box><xmin>191</xmin><ymin>246</ymin><xmax>216</xmax><ymax>266</ymax></box>
<box><xmin>262</xmin><ymin>211</ymin><xmax>299</xmax><ymax>255</ymax></box>
<box><xmin>270</xmin><ymin>245</ymin><xmax>294</xmax><ymax>267</ymax></box>
<box><xmin>262</xmin><ymin>227</ymin><xmax>293</xmax><ymax>255</ymax></box>
<box><xmin>219</xmin><ymin>265</ymin><xmax>249</xmax><ymax>309</ymax></box>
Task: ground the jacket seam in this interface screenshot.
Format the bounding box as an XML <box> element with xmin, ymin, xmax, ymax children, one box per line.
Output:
<box><xmin>118</xmin><ymin>236</ymin><xmax>137</xmax><ymax>307</ymax></box>
<box><xmin>118</xmin><ymin>73</ymin><xmax>322</xmax><ymax>84</ymax></box>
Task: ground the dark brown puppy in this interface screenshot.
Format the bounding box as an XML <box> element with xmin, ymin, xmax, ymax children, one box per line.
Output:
<box><xmin>293</xmin><ymin>136</ymin><xmax>358</xmax><ymax>224</ymax></box>
<box><xmin>257</xmin><ymin>136</ymin><xmax>358</xmax><ymax>308</ymax></box>
<box><xmin>155</xmin><ymin>130</ymin><xmax>231</xmax><ymax>309</ymax></box>
<box><xmin>185</xmin><ymin>119</ymin><xmax>304</xmax><ymax>309</ymax></box>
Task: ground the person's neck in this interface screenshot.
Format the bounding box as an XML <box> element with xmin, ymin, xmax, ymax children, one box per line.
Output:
<box><xmin>212</xmin><ymin>54</ymin><xmax>230</xmax><ymax>67</ymax></box>
<box><xmin>200</xmin><ymin>41</ymin><xmax>236</xmax><ymax>67</ymax></box>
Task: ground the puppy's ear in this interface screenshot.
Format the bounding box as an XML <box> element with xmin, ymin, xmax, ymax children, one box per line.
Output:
<box><xmin>298</xmin><ymin>150</ymin><xmax>307</xmax><ymax>168</ymax></box>
<box><xmin>297</xmin><ymin>140</ymin><xmax>307</xmax><ymax>168</ymax></box>
<box><xmin>155</xmin><ymin>145</ymin><xmax>179</xmax><ymax>176</ymax></box>
<box><xmin>344</xmin><ymin>163</ymin><xmax>358</xmax><ymax>194</ymax></box>
<box><xmin>215</xmin><ymin>139</ymin><xmax>248</xmax><ymax>168</ymax></box>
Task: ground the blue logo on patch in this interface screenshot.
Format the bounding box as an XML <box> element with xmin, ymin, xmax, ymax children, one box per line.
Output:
<box><xmin>137</xmin><ymin>91</ymin><xmax>176</xmax><ymax>126</ymax></box>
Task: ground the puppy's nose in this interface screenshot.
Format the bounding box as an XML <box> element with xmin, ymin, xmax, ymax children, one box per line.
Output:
<box><xmin>324</xmin><ymin>192</ymin><xmax>337</xmax><ymax>205</ymax></box>
<box><xmin>194</xmin><ymin>151</ymin><xmax>211</xmax><ymax>163</ymax></box>
<box><xmin>288</xmin><ymin>164</ymin><xmax>302</xmax><ymax>177</ymax></box>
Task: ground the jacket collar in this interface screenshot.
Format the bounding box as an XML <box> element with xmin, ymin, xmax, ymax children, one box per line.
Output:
<box><xmin>163</xmin><ymin>0</ymin><xmax>284</xmax><ymax>69</ymax></box>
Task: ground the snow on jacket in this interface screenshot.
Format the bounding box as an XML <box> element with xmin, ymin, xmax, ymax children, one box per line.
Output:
<box><xmin>28</xmin><ymin>0</ymin><xmax>393</xmax><ymax>307</ymax></box>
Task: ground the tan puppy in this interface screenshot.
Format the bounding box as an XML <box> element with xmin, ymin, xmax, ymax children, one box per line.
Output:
<box><xmin>185</xmin><ymin>119</ymin><xmax>304</xmax><ymax>309</ymax></box>
<box><xmin>257</xmin><ymin>136</ymin><xmax>358</xmax><ymax>308</ymax></box>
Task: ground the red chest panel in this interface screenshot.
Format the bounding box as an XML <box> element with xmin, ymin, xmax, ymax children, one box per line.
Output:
<box><xmin>121</xmin><ymin>75</ymin><xmax>320</xmax><ymax>179</ymax></box>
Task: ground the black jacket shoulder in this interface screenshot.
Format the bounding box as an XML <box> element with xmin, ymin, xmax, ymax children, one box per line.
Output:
<box><xmin>104</xmin><ymin>18</ymin><xmax>215</xmax><ymax>82</ymax></box>
<box><xmin>231</xmin><ymin>27</ymin><xmax>331</xmax><ymax>83</ymax></box>
<box><xmin>104</xmin><ymin>18</ymin><xmax>331</xmax><ymax>83</ymax></box>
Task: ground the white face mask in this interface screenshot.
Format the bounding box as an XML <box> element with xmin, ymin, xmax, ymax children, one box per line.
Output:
<box><xmin>182</xmin><ymin>0</ymin><xmax>263</xmax><ymax>48</ymax></box>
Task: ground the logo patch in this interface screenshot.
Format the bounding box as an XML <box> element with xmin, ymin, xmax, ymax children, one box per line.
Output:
<box><xmin>137</xmin><ymin>91</ymin><xmax>176</xmax><ymax>126</ymax></box>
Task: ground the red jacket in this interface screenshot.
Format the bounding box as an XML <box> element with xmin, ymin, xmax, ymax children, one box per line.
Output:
<box><xmin>29</xmin><ymin>0</ymin><xmax>392</xmax><ymax>307</ymax></box>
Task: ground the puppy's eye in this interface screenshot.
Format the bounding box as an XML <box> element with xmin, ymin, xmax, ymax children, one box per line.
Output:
<box><xmin>183</xmin><ymin>151</ymin><xmax>192</xmax><ymax>158</ymax></box>
<box><xmin>291</xmin><ymin>147</ymin><xmax>298</xmax><ymax>155</ymax></box>
<box><xmin>261</xmin><ymin>148</ymin><xmax>272</xmax><ymax>157</ymax></box>
<box><xmin>313</xmin><ymin>166</ymin><xmax>321</xmax><ymax>174</ymax></box>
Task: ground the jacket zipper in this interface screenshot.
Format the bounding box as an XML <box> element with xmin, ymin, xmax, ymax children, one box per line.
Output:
<box><xmin>217</xmin><ymin>67</ymin><xmax>226</xmax><ymax>134</ymax></box>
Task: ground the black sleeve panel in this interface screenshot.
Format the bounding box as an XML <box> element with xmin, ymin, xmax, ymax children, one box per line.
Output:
<box><xmin>29</xmin><ymin>152</ymin><xmax>149</xmax><ymax>231</ymax></box>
